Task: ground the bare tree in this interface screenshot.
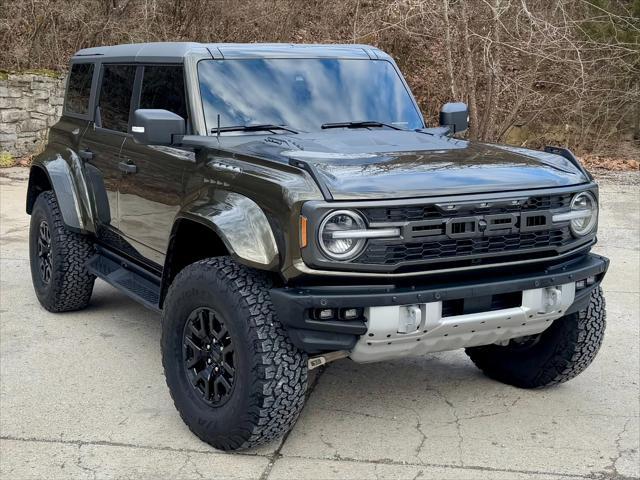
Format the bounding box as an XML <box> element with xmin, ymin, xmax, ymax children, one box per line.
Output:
<box><xmin>0</xmin><ymin>0</ymin><xmax>637</xmax><ymax>157</ymax></box>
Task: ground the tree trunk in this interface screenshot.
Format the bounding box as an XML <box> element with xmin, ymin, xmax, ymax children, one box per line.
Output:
<box><xmin>479</xmin><ymin>0</ymin><xmax>503</xmax><ymax>141</ymax></box>
<box><xmin>634</xmin><ymin>81</ymin><xmax>640</xmax><ymax>142</ymax></box>
<box><xmin>442</xmin><ymin>0</ymin><xmax>456</xmax><ymax>99</ymax></box>
<box><xmin>461</xmin><ymin>1</ymin><xmax>479</xmax><ymax>139</ymax></box>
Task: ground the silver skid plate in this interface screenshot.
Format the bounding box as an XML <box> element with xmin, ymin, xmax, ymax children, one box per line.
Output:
<box><xmin>349</xmin><ymin>283</ymin><xmax>575</xmax><ymax>363</ymax></box>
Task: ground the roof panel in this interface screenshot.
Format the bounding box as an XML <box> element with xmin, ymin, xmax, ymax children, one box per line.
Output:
<box><xmin>72</xmin><ymin>42</ymin><xmax>386</xmax><ymax>63</ymax></box>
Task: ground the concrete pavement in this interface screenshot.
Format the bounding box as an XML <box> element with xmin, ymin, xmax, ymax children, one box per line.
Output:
<box><xmin>1</xmin><ymin>167</ymin><xmax>638</xmax><ymax>479</ymax></box>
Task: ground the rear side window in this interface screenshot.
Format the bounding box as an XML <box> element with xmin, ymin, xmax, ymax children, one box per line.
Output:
<box><xmin>140</xmin><ymin>66</ymin><xmax>187</xmax><ymax>120</ymax></box>
<box><xmin>65</xmin><ymin>63</ymin><xmax>94</xmax><ymax>115</ymax></box>
<box><xmin>98</xmin><ymin>65</ymin><xmax>136</xmax><ymax>132</ymax></box>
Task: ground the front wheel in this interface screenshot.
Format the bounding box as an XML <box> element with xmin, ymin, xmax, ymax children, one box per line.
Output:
<box><xmin>465</xmin><ymin>287</ymin><xmax>606</xmax><ymax>388</ymax></box>
<box><xmin>161</xmin><ymin>257</ymin><xmax>308</xmax><ymax>451</ymax></box>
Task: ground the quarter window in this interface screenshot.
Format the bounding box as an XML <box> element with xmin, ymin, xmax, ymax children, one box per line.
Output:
<box><xmin>140</xmin><ymin>66</ymin><xmax>188</xmax><ymax>120</ymax></box>
<box><xmin>98</xmin><ymin>65</ymin><xmax>136</xmax><ymax>132</ymax></box>
<box><xmin>65</xmin><ymin>63</ymin><xmax>94</xmax><ymax>115</ymax></box>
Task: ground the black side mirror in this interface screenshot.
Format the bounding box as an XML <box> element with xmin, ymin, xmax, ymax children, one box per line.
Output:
<box><xmin>131</xmin><ymin>109</ymin><xmax>185</xmax><ymax>145</ymax></box>
<box><xmin>439</xmin><ymin>102</ymin><xmax>469</xmax><ymax>134</ymax></box>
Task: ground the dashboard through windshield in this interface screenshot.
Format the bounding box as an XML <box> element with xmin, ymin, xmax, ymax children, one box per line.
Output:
<box><xmin>197</xmin><ymin>58</ymin><xmax>424</xmax><ymax>133</ymax></box>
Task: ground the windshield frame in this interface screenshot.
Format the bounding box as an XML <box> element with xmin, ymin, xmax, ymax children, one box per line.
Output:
<box><xmin>195</xmin><ymin>57</ymin><xmax>425</xmax><ymax>135</ymax></box>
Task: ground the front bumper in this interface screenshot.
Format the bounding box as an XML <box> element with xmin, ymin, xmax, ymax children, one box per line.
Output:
<box><xmin>270</xmin><ymin>253</ymin><xmax>609</xmax><ymax>354</ymax></box>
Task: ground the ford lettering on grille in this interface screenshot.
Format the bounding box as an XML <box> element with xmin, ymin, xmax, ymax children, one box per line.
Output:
<box><xmin>403</xmin><ymin>211</ymin><xmax>552</xmax><ymax>241</ymax></box>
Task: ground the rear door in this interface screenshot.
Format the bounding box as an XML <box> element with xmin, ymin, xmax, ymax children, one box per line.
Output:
<box><xmin>79</xmin><ymin>64</ymin><xmax>137</xmax><ymax>249</ymax></box>
<box><xmin>117</xmin><ymin>64</ymin><xmax>192</xmax><ymax>266</ymax></box>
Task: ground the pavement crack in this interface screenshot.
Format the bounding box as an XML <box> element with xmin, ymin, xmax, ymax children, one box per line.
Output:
<box><xmin>318</xmin><ymin>407</ymin><xmax>389</xmax><ymax>421</ymax></box>
<box><xmin>604</xmin><ymin>417</ymin><xmax>635</xmax><ymax>479</ymax></box>
<box><xmin>0</xmin><ymin>434</ymin><xmax>236</xmax><ymax>457</ymax></box>
<box><xmin>414</xmin><ymin>418</ymin><xmax>427</xmax><ymax>459</ymax></box>
<box><xmin>279</xmin><ymin>451</ymin><xmax>595</xmax><ymax>478</ymax></box>
<box><xmin>319</xmin><ymin>434</ymin><xmax>337</xmax><ymax>457</ymax></box>
<box><xmin>411</xmin><ymin>469</ymin><xmax>425</xmax><ymax>480</ymax></box>
<box><xmin>430</xmin><ymin>386</ymin><xmax>464</xmax><ymax>467</ymax></box>
<box><xmin>75</xmin><ymin>444</ymin><xmax>97</xmax><ymax>480</ymax></box>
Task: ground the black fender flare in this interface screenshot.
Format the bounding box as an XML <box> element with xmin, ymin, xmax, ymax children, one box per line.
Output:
<box><xmin>27</xmin><ymin>149</ymin><xmax>102</xmax><ymax>233</ymax></box>
<box><xmin>178</xmin><ymin>189</ymin><xmax>279</xmax><ymax>270</ymax></box>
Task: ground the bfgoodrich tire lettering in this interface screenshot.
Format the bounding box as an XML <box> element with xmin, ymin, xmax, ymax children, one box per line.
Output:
<box><xmin>465</xmin><ymin>287</ymin><xmax>606</xmax><ymax>388</ymax></box>
<box><xmin>161</xmin><ymin>257</ymin><xmax>308</xmax><ymax>451</ymax></box>
<box><xmin>29</xmin><ymin>191</ymin><xmax>95</xmax><ymax>312</ymax></box>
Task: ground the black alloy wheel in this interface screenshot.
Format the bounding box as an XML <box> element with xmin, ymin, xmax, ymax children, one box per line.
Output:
<box><xmin>37</xmin><ymin>220</ymin><xmax>52</xmax><ymax>284</ymax></box>
<box><xmin>183</xmin><ymin>307</ymin><xmax>235</xmax><ymax>406</ymax></box>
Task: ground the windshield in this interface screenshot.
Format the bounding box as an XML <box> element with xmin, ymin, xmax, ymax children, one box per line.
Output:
<box><xmin>197</xmin><ymin>58</ymin><xmax>424</xmax><ymax>133</ymax></box>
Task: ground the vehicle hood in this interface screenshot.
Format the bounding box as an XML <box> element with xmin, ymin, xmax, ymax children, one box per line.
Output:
<box><xmin>228</xmin><ymin>130</ymin><xmax>588</xmax><ymax>200</ymax></box>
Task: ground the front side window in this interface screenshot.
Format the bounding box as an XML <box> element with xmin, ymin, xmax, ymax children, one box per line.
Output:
<box><xmin>98</xmin><ymin>65</ymin><xmax>136</xmax><ymax>132</ymax></box>
<box><xmin>65</xmin><ymin>63</ymin><xmax>94</xmax><ymax>115</ymax></box>
<box><xmin>198</xmin><ymin>58</ymin><xmax>424</xmax><ymax>133</ymax></box>
<box><xmin>140</xmin><ymin>65</ymin><xmax>187</xmax><ymax>120</ymax></box>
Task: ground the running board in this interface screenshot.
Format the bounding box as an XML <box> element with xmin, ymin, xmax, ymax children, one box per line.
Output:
<box><xmin>86</xmin><ymin>249</ymin><xmax>161</xmax><ymax>313</ymax></box>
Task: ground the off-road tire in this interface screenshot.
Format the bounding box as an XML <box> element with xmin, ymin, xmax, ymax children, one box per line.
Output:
<box><xmin>465</xmin><ymin>287</ymin><xmax>606</xmax><ymax>388</ymax></box>
<box><xmin>161</xmin><ymin>256</ymin><xmax>308</xmax><ymax>451</ymax></box>
<box><xmin>29</xmin><ymin>191</ymin><xmax>95</xmax><ymax>312</ymax></box>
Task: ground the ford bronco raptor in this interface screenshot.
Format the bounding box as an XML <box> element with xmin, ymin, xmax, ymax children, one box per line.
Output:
<box><xmin>27</xmin><ymin>43</ymin><xmax>608</xmax><ymax>451</ymax></box>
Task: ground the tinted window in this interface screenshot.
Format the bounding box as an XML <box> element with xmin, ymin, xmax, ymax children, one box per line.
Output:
<box><xmin>65</xmin><ymin>63</ymin><xmax>94</xmax><ymax>115</ymax></box>
<box><xmin>198</xmin><ymin>59</ymin><xmax>423</xmax><ymax>133</ymax></box>
<box><xmin>140</xmin><ymin>66</ymin><xmax>187</xmax><ymax>120</ymax></box>
<box><xmin>98</xmin><ymin>65</ymin><xmax>136</xmax><ymax>132</ymax></box>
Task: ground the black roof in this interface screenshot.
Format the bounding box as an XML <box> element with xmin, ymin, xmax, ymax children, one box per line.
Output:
<box><xmin>72</xmin><ymin>42</ymin><xmax>390</xmax><ymax>63</ymax></box>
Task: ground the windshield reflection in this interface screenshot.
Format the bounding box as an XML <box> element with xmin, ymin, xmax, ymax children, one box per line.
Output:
<box><xmin>197</xmin><ymin>58</ymin><xmax>424</xmax><ymax>133</ymax></box>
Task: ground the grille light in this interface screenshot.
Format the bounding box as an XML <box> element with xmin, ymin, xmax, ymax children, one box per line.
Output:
<box><xmin>317</xmin><ymin>210</ymin><xmax>401</xmax><ymax>261</ymax></box>
<box><xmin>318</xmin><ymin>210</ymin><xmax>367</xmax><ymax>260</ymax></box>
<box><xmin>552</xmin><ymin>191</ymin><xmax>598</xmax><ymax>237</ymax></box>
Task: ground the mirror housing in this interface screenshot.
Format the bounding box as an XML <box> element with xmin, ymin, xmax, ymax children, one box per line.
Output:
<box><xmin>131</xmin><ymin>109</ymin><xmax>185</xmax><ymax>145</ymax></box>
<box><xmin>439</xmin><ymin>102</ymin><xmax>469</xmax><ymax>134</ymax></box>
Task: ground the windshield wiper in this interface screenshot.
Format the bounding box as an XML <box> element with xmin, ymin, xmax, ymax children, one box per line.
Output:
<box><xmin>211</xmin><ymin>124</ymin><xmax>299</xmax><ymax>134</ymax></box>
<box><xmin>321</xmin><ymin>121</ymin><xmax>404</xmax><ymax>130</ymax></box>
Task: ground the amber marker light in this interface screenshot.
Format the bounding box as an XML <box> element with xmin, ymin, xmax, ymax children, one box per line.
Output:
<box><xmin>300</xmin><ymin>215</ymin><xmax>308</xmax><ymax>248</ymax></box>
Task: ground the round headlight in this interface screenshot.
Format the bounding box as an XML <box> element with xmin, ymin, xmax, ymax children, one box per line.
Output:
<box><xmin>318</xmin><ymin>210</ymin><xmax>366</xmax><ymax>260</ymax></box>
<box><xmin>570</xmin><ymin>191</ymin><xmax>598</xmax><ymax>236</ymax></box>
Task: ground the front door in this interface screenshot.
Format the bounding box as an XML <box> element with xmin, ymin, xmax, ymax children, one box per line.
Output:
<box><xmin>117</xmin><ymin>65</ymin><xmax>192</xmax><ymax>266</ymax></box>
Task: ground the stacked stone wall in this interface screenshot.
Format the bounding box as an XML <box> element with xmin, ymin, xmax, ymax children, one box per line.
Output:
<box><xmin>0</xmin><ymin>73</ymin><xmax>65</xmax><ymax>158</ymax></box>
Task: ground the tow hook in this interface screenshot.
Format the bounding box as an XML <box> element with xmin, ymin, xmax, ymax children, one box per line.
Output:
<box><xmin>307</xmin><ymin>350</ymin><xmax>349</xmax><ymax>370</ymax></box>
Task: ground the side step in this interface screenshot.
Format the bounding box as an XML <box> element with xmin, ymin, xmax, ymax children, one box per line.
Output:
<box><xmin>86</xmin><ymin>249</ymin><xmax>161</xmax><ymax>312</ymax></box>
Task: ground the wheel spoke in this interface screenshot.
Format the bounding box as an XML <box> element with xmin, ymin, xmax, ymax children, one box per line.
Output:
<box><xmin>215</xmin><ymin>375</ymin><xmax>232</xmax><ymax>393</ymax></box>
<box><xmin>182</xmin><ymin>307</ymin><xmax>235</xmax><ymax>406</ymax></box>
<box><xmin>221</xmin><ymin>344</ymin><xmax>233</xmax><ymax>356</ymax></box>
<box><xmin>184</xmin><ymin>337</ymin><xmax>205</xmax><ymax>368</ymax></box>
<box><xmin>222</xmin><ymin>362</ymin><xmax>235</xmax><ymax>376</ymax></box>
<box><xmin>217</xmin><ymin>324</ymin><xmax>228</xmax><ymax>340</ymax></box>
<box><xmin>188</xmin><ymin>321</ymin><xmax>205</xmax><ymax>339</ymax></box>
<box><xmin>202</xmin><ymin>368</ymin><xmax>214</xmax><ymax>400</ymax></box>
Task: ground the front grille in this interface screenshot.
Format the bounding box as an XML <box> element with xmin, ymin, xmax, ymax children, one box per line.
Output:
<box><xmin>359</xmin><ymin>227</ymin><xmax>572</xmax><ymax>265</ymax></box>
<box><xmin>361</xmin><ymin>194</ymin><xmax>572</xmax><ymax>223</ymax></box>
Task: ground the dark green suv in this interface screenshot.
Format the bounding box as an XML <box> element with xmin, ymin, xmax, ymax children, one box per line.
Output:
<box><xmin>27</xmin><ymin>42</ymin><xmax>608</xmax><ymax>451</ymax></box>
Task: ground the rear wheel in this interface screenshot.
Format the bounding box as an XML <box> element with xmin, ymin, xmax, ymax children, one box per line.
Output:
<box><xmin>29</xmin><ymin>191</ymin><xmax>95</xmax><ymax>312</ymax></box>
<box><xmin>161</xmin><ymin>257</ymin><xmax>308</xmax><ymax>451</ymax></box>
<box><xmin>465</xmin><ymin>287</ymin><xmax>606</xmax><ymax>388</ymax></box>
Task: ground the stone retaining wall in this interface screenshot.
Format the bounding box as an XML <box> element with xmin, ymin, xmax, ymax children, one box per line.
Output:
<box><xmin>0</xmin><ymin>73</ymin><xmax>65</xmax><ymax>159</ymax></box>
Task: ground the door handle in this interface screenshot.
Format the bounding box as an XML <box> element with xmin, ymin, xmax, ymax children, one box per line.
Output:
<box><xmin>118</xmin><ymin>161</ymin><xmax>137</xmax><ymax>174</ymax></box>
<box><xmin>79</xmin><ymin>149</ymin><xmax>94</xmax><ymax>161</ymax></box>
